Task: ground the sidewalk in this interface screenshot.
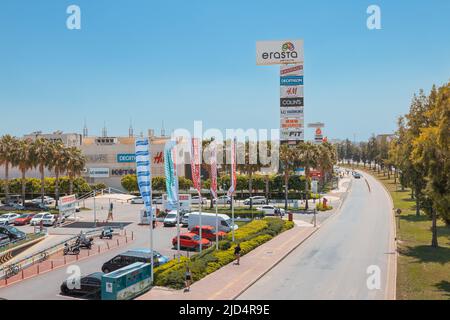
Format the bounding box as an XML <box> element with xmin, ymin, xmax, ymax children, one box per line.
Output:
<box><xmin>137</xmin><ymin>224</ymin><xmax>318</xmax><ymax>300</ymax></box>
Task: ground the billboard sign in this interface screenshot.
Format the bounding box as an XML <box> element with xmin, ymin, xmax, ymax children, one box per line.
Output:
<box><xmin>280</xmin><ymin>86</ymin><xmax>304</xmax><ymax>98</ymax></box>
<box><xmin>280</xmin><ymin>129</ymin><xmax>304</xmax><ymax>140</ymax></box>
<box><xmin>280</xmin><ymin>64</ymin><xmax>303</xmax><ymax>76</ymax></box>
<box><xmin>256</xmin><ymin>40</ymin><xmax>304</xmax><ymax>65</ymax></box>
<box><xmin>58</xmin><ymin>194</ymin><xmax>77</xmax><ymax>217</ymax></box>
<box><xmin>280</xmin><ymin>118</ymin><xmax>303</xmax><ymax>129</ymax></box>
<box><xmin>280</xmin><ymin>107</ymin><xmax>304</xmax><ymax>117</ymax></box>
<box><xmin>280</xmin><ymin>76</ymin><xmax>304</xmax><ymax>86</ymax></box>
<box><xmin>280</xmin><ymin>97</ymin><xmax>304</xmax><ymax>107</ymax></box>
<box><xmin>117</xmin><ymin>154</ymin><xmax>136</xmax><ymax>163</ymax></box>
<box><xmin>88</xmin><ymin>168</ymin><xmax>110</xmax><ymax>178</ymax></box>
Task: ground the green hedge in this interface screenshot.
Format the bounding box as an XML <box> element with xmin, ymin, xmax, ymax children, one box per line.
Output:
<box><xmin>316</xmin><ymin>203</ymin><xmax>333</xmax><ymax>211</ymax></box>
<box><xmin>154</xmin><ymin>218</ymin><xmax>294</xmax><ymax>289</ymax></box>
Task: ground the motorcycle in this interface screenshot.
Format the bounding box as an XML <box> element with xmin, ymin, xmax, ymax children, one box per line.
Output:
<box><xmin>63</xmin><ymin>242</ymin><xmax>80</xmax><ymax>255</ymax></box>
<box><xmin>75</xmin><ymin>235</ymin><xmax>94</xmax><ymax>250</ymax></box>
<box><xmin>100</xmin><ymin>227</ymin><xmax>113</xmax><ymax>240</ymax></box>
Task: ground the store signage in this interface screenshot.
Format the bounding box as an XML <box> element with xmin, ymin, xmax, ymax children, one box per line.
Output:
<box><xmin>117</xmin><ymin>154</ymin><xmax>136</xmax><ymax>163</ymax></box>
<box><xmin>280</xmin><ymin>64</ymin><xmax>303</xmax><ymax>76</ymax></box>
<box><xmin>280</xmin><ymin>107</ymin><xmax>304</xmax><ymax>117</ymax></box>
<box><xmin>280</xmin><ymin>86</ymin><xmax>304</xmax><ymax>98</ymax></box>
<box><xmin>111</xmin><ymin>168</ymin><xmax>136</xmax><ymax>176</ymax></box>
<box><xmin>256</xmin><ymin>40</ymin><xmax>304</xmax><ymax>65</ymax></box>
<box><xmin>280</xmin><ymin>97</ymin><xmax>304</xmax><ymax>107</ymax></box>
<box><xmin>280</xmin><ymin>76</ymin><xmax>304</xmax><ymax>86</ymax></box>
<box><xmin>88</xmin><ymin>168</ymin><xmax>110</xmax><ymax>178</ymax></box>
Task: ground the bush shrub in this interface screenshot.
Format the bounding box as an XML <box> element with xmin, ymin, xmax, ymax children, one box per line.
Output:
<box><xmin>227</xmin><ymin>219</ymin><xmax>268</xmax><ymax>241</ymax></box>
<box><xmin>154</xmin><ymin>219</ymin><xmax>294</xmax><ymax>289</ymax></box>
<box><xmin>316</xmin><ymin>203</ymin><xmax>333</xmax><ymax>211</ymax></box>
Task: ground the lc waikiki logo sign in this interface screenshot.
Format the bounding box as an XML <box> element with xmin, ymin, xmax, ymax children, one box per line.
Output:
<box><xmin>256</xmin><ymin>40</ymin><xmax>304</xmax><ymax>65</ymax></box>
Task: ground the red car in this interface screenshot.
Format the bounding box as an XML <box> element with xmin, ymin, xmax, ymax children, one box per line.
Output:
<box><xmin>13</xmin><ymin>213</ymin><xmax>35</xmax><ymax>226</ymax></box>
<box><xmin>172</xmin><ymin>232</ymin><xmax>211</xmax><ymax>250</ymax></box>
<box><xmin>190</xmin><ymin>225</ymin><xmax>227</xmax><ymax>241</ymax></box>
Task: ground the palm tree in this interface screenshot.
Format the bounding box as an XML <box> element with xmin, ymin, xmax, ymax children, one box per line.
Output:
<box><xmin>238</xmin><ymin>141</ymin><xmax>262</xmax><ymax>210</ymax></box>
<box><xmin>31</xmin><ymin>138</ymin><xmax>51</xmax><ymax>204</ymax></box>
<box><xmin>66</xmin><ymin>147</ymin><xmax>86</xmax><ymax>194</ymax></box>
<box><xmin>296</xmin><ymin>142</ymin><xmax>319</xmax><ymax>210</ymax></box>
<box><xmin>279</xmin><ymin>144</ymin><xmax>296</xmax><ymax>210</ymax></box>
<box><xmin>12</xmin><ymin>139</ymin><xmax>34</xmax><ymax>205</ymax></box>
<box><xmin>0</xmin><ymin>135</ymin><xmax>18</xmax><ymax>203</ymax></box>
<box><xmin>49</xmin><ymin>141</ymin><xmax>69</xmax><ymax>207</ymax></box>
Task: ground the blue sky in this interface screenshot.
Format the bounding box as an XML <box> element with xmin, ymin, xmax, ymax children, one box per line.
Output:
<box><xmin>0</xmin><ymin>0</ymin><xmax>449</xmax><ymax>141</ymax></box>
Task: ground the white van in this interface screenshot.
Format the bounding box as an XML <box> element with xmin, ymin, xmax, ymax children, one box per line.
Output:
<box><xmin>187</xmin><ymin>212</ymin><xmax>238</xmax><ymax>233</ymax></box>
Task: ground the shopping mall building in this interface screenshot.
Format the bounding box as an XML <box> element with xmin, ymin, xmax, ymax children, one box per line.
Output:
<box><xmin>1</xmin><ymin>129</ymin><xmax>187</xmax><ymax>191</ymax></box>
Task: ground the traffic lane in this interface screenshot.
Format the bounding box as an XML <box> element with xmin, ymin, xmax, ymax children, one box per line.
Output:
<box><xmin>238</xmin><ymin>175</ymin><xmax>392</xmax><ymax>300</ymax></box>
<box><xmin>0</xmin><ymin>223</ymin><xmax>188</xmax><ymax>300</ymax></box>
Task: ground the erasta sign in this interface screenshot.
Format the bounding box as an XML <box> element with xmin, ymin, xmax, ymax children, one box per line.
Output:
<box><xmin>256</xmin><ymin>40</ymin><xmax>304</xmax><ymax>65</ymax></box>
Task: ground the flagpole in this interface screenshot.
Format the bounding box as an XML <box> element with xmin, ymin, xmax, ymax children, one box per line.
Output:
<box><xmin>215</xmin><ymin>196</ymin><xmax>219</xmax><ymax>250</ymax></box>
<box><xmin>232</xmin><ymin>194</ymin><xmax>235</xmax><ymax>242</ymax></box>
<box><xmin>176</xmin><ymin>193</ymin><xmax>180</xmax><ymax>261</ymax></box>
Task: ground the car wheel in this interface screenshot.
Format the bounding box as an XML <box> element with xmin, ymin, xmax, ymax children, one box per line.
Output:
<box><xmin>60</xmin><ymin>285</ymin><xmax>70</xmax><ymax>295</ymax></box>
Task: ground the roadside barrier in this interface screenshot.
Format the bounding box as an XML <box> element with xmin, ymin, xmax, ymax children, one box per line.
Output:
<box><xmin>0</xmin><ymin>233</ymin><xmax>132</xmax><ymax>288</ymax></box>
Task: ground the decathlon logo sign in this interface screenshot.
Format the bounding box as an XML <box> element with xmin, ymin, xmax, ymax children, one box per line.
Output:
<box><xmin>117</xmin><ymin>154</ymin><xmax>136</xmax><ymax>163</ymax></box>
<box><xmin>256</xmin><ymin>40</ymin><xmax>304</xmax><ymax>65</ymax></box>
<box><xmin>280</xmin><ymin>76</ymin><xmax>304</xmax><ymax>86</ymax></box>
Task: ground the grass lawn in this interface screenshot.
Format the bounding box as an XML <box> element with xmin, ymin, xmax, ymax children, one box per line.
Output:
<box><xmin>348</xmin><ymin>164</ymin><xmax>450</xmax><ymax>300</ymax></box>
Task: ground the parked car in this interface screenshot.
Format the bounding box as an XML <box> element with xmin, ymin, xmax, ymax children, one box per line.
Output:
<box><xmin>13</xmin><ymin>214</ymin><xmax>35</xmax><ymax>226</ymax></box>
<box><xmin>256</xmin><ymin>205</ymin><xmax>285</xmax><ymax>216</ymax></box>
<box><xmin>152</xmin><ymin>196</ymin><xmax>163</xmax><ymax>205</ymax></box>
<box><xmin>24</xmin><ymin>202</ymin><xmax>50</xmax><ymax>211</ymax></box>
<box><xmin>172</xmin><ymin>232</ymin><xmax>211</xmax><ymax>250</ymax></box>
<box><xmin>354</xmin><ymin>173</ymin><xmax>362</xmax><ymax>179</ymax></box>
<box><xmin>244</xmin><ymin>196</ymin><xmax>267</xmax><ymax>205</ymax></box>
<box><xmin>0</xmin><ymin>234</ymin><xmax>10</xmax><ymax>247</ymax></box>
<box><xmin>0</xmin><ymin>213</ymin><xmax>21</xmax><ymax>225</ymax></box>
<box><xmin>188</xmin><ymin>212</ymin><xmax>238</xmax><ymax>233</ymax></box>
<box><xmin>42</xmin><ymin>214</ymin><xmax>61</xmax><ymax>226</ymax></box>
<box><xmin>213</xmin><ymin>195</ymin><xmax>231</xmax><ymax>205</ymax></box>
<box><xmin>163</xmin><ymin>211</ymin><xmax>181</xmax><ymax>227</ymax></box>
<box><xmin>3</xmin><ymin>195</ymin><xmax>22</xmax><ymax>205</ymax></box>
<box><xmin>30</xmin><ymin>212</ymin><xmax>50</xmax><ymax>226</ymax></box>
<box><xmin>130</xmin><ymin>196</ymin><xmax>144</xmax><ymax>204</ymax></box>
<box><xmin>0</xmin><ymin>225</ymin><xmax>26</xmax><ymax>241</ymax></box>
<box><xmin>190</xmin><ymin>225</ymin><xmax>227</xmax><ymax>241</ymax></box>
<box><xmin>101</xmin><ymin>249</ymin><xmax>169</xmax><ymax>274</ymax></box>
<box><xmin>181</xmin><ymin>212</ymin><xmax>190</xmax><ymax>227</ymax></box>
<box><xmin>31</xmin><ymin>196</ymin><xmax>54</xmax><ymax>205</ymax></box>
<box><xmin>60</xmin><ymin>272</ymin><xmax>103</xmax><ymax>299</ymax></box>
<box><xmin>191</xmin><ymin>196</ymin><xmax>206</xmax><ymax>205</ymax></box>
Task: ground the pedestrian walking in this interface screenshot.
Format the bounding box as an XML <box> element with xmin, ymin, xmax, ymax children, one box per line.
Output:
<box><xmin>234</xmin><ymin>243</ymin><xmax>241</xmax><ymax>265</ymax></box>
<box><xmin>107</xmin><ymin>202</ymin><xmax>114</xmax><ymax>221</ymax></box>
<box><xmin>184</xmin><ymin>266</ymin><xmax>192</xmax><ymax>292</ymax></box>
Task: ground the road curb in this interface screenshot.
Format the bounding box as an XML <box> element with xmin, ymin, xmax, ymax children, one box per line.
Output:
<box><xmin>233</xmin><ymin>226</ymin><xmax>319</xmax><ymax>300</ymax></box>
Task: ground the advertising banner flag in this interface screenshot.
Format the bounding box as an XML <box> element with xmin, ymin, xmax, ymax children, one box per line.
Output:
<box><xmin>135</xmin><ymin>138</ymin><xmax>152</xmax><ymax>216</ymax></box>
<box><xmin>190</xmin><ymin>138</ymin><xmax>202</xmax><ymax>195</ymax></box>
<box><xmin>210</xmin><ymin>141</ymin><xmax>218</xmax><ymax>200</ymax></box>
<box><xmin>164</xmin><ymin>141</ymin><xmax>179</xmax><ymax>211</ymax></box>
<box><xmin>227</xmin><ymin>138</ymin><xmax>237</xmax><ymax>197</ymax></box>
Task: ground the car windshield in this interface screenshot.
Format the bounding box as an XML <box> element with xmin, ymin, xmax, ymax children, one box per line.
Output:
<box><xmin>18</xmin><ymin>215</ymin><xmax>28</xmax><ymax>218</ymax></box>
<box><xmin>166</xmin><ymin>214</ymin><xmax>177</xmax><ymax>219</ymax></box>
<box><xmin>192</xmin><ymin>235</ymin><xmax>201</xmax><ymax>241</ymax></box>
<box><xmin>44</xmin><ymin>214</ymin><xmax>53</xmax><ymax>218</ymax></box>
<box><xmin>34</xmin><ymin>214</ymin><xmax>44</xmax><ymax>218</ymax></box>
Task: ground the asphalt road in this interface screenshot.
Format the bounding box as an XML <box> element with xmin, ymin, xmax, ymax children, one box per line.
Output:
<box><xmin>0</xmin><ymin>223</ymin><xmax>188</xmax><ymax>300</ymax></box>
<box><xmin>238</xmin><ymin>171</ymin><xmax>394</xmax><ymax>300</ymax></box>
